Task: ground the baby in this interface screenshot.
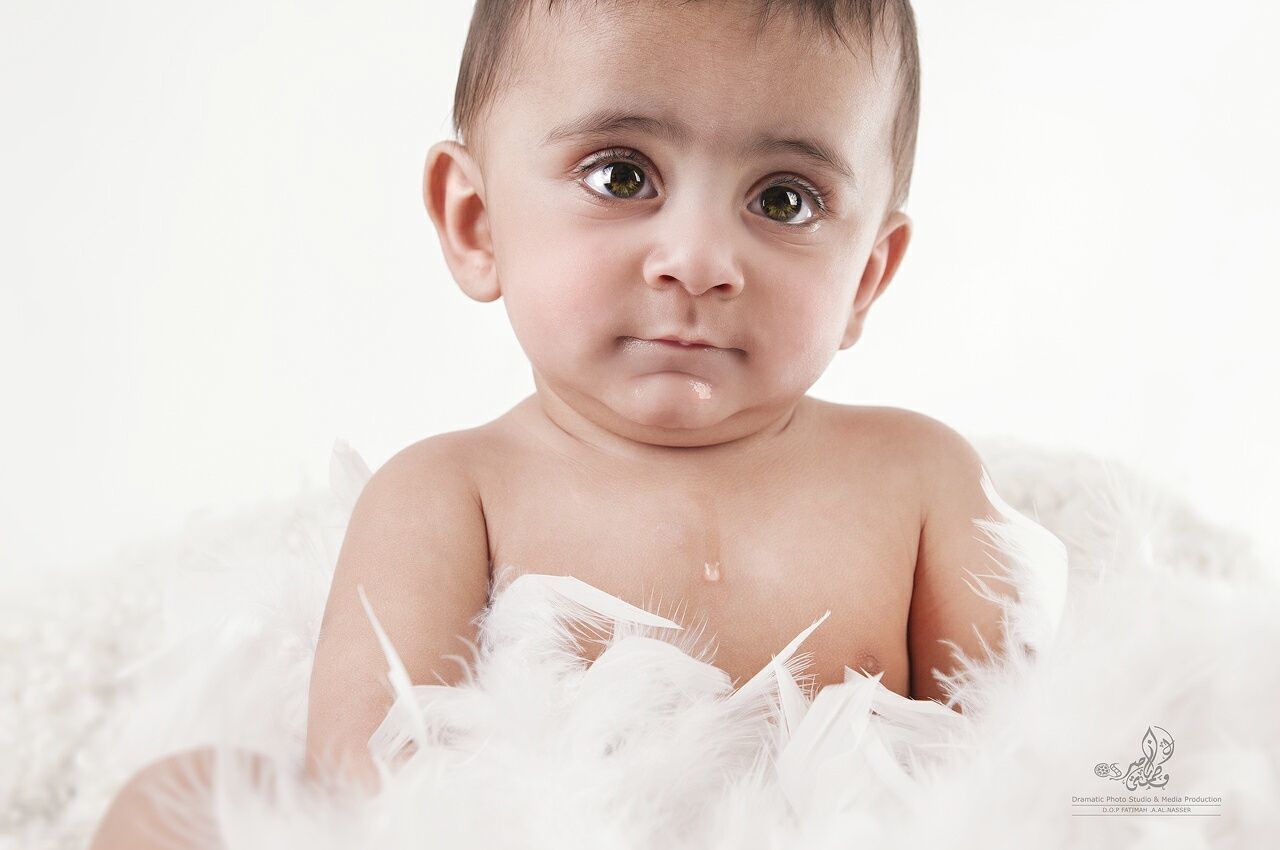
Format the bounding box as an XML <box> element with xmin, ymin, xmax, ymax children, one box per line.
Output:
<box><xmin>91</xmin><ymin>0</ymin><xmax>1017</xmax><ymax>845</ymax></box>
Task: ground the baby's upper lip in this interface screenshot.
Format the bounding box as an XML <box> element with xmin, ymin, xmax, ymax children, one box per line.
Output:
<box><xmin>655</xmin><ymin>335</ymin><xmax>715</xmax><ymax>347</ymax></box>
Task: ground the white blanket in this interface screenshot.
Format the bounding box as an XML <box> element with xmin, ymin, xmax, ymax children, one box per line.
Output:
<box><xmin>3</xmin><ymin>437</ymin><xmax>1277</xmax><ymax>849</ymax></box>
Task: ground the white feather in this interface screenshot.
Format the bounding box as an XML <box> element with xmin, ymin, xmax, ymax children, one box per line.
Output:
<box><xmin>12</xmin><ymin>438</ymin><xmax>1279</xmax><ymax>849</ymax></box>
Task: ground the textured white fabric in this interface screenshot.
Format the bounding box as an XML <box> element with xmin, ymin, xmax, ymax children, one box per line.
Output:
<box><xmin>2</xmin><ymin>436</ymin><xmax>1276</xmax><ymax>849</ymax></box>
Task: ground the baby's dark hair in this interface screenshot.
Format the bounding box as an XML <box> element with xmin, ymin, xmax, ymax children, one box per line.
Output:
<box><xmin>451</xmin><ymin>0</ymin><xmax>921</xmax><ymax>210</ymax></box>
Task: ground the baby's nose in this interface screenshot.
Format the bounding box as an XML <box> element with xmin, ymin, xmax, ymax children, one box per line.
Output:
<box><xmin>641</xmin><ymin>230</ymin><xmax>745</xmax><ymax>298</ymax></box>
<box><xmin>640</xmin><ymin>189</ymin><xmax>746</xmax><ymax>297</ymax></box>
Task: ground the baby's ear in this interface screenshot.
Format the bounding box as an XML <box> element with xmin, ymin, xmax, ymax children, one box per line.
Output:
<box><xmin>423</xmin><ymin>140</ymin><xmax>501</xmax><ymax>302</ymax></box>
<box><xmin>840</xmin><ymin>210</ymin><xmax>912</xmax><ymax>349</ymax></box>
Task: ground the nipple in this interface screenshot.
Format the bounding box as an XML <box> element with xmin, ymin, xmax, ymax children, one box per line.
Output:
<box><xmin>703</xmin><ymin>560</ymin><xmax>722</xmax><ymax>582</ymax></box>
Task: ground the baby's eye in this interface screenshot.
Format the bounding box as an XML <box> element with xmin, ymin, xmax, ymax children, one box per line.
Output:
<box><xmin>576</xmin><ymin>149</ymin><xmax>827</xmax><ymax>226</ymax></box>
<box><xmin>582</xmin><ymin>158</ymin><xmax>656</xmax><ymax>201</ymax></box>
<box><xmin>754</xmin><ymin>184</ymin><xmax>819</xmax><ymax>226</ymax></box>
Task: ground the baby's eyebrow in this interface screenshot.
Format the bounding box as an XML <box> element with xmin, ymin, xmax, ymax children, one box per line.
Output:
<box><xmin>540</xmin><ymin>107</ymin><xmax>858</xmax><ymax>190</ymax></box>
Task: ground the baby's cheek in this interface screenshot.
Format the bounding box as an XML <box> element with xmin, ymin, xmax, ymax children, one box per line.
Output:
<box><xmin>775</xmin><ymin>336</ymin><xmax>837</xmax><ymax>391</ymax></box>
<box><xmin>763</xmin><ymin>298</ymin><xmax>844</xmax><ymax>377</ymax></box>
<box><xmin>545</xmin><ymin>293</ymin><xmax>624</xmax><ymax>375</ymax></box>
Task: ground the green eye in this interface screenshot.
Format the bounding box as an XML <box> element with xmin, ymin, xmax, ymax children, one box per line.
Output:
<box><xmin>588</xmin><ymin>161</ymin><xmax>646</xmax><ymax>199</ymax></box>
<box><xmin>576</xmin><ymin>147</ymin><xmax>827</xmax><ymax>226</ymax></box>
<box><xmin>759</xmin><ymin>185</ymin><xmax>804</xmax><ymax>223</ymax></box>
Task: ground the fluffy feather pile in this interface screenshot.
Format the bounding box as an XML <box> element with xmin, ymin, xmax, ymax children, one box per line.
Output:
<box><xmin>2</xmin><ymin>437</ymin><xmax>1277</xmax><ymax>849</ymax></box>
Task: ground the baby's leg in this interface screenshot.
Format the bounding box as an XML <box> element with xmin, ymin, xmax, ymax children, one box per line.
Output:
<box><xmin>88</xmin><ymin>746</ymin><xmax>278</xmax><ymax>850</ymax></box>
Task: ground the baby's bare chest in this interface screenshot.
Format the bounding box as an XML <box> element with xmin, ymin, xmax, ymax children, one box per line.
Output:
<box><xmin>477</xmin><ymin>461</ymin><xmax>920</xmax><ymax>696</ymax></box>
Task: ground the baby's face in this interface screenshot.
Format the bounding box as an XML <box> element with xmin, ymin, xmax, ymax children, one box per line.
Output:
<box><xmin>438</xmin><ymin>1</ymin><xmax>909</xmax><ymax>447</ymax></box>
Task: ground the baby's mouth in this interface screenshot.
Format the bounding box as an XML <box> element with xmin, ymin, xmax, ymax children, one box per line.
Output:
<box><xmin>621</xmin><ymin>337</ymin><xmax>741</xmax><ymax>355</ymax></box>
<box><xmin>652</xmin><ymin>338</ymin><xmax>718</xmax><ymax>351</ymax></box>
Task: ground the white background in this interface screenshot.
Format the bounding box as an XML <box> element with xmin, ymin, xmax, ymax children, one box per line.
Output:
<box><xmin>2</xmin><ymin>0</ymin><xmax>1277</xmax><ymax>579</ymax></box>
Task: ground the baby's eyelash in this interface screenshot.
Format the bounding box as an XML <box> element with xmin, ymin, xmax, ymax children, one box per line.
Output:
<box><xmin>571</xmin><ymin>146</ymin><xmax>833</xmax><ymax>218</ymax></box>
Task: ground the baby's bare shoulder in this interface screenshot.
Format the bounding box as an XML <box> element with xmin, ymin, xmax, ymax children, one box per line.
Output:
<box><xmin>817</xmin><ymin>401</ymin><xmax>979</xmax><ymax>473</ymax></box>
<box><xmin>816</xmin><ymin>402</ymin><xmax>989</xmax><ymax>535</ymax></box>
<box><xmin>388</xmin><ymin>423</ymin><xmax>505</xmax><ymax>480</ymax></box>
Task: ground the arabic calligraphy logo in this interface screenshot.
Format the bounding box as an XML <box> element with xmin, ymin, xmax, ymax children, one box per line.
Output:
<box><xmin>1094</xmin><ymin>725</ymin><xmax>1175</xmax><ymax>790</ymax></box>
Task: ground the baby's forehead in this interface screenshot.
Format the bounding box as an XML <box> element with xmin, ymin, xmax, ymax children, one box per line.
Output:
<box><xmin>499</xmin><ymin>2</ymin><xmax>899</xmax><ymax>166</ymax></box>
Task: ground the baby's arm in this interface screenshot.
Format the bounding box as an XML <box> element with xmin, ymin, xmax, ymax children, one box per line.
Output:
<box><xmin>305</xmin><ymin>437</ymin><xmax>491</xmax><ymax>794</ymax></box>
<box><xmin>906</xmin><ymin>419</ymin><xmax>1017</xmax><ymax>709</ymax></box>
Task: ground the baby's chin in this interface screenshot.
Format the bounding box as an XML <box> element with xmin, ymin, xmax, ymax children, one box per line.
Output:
<box><xmin>608</xmin><ymin>372</ymin><xmax>737</xmax><ymax>432</ymax></box>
